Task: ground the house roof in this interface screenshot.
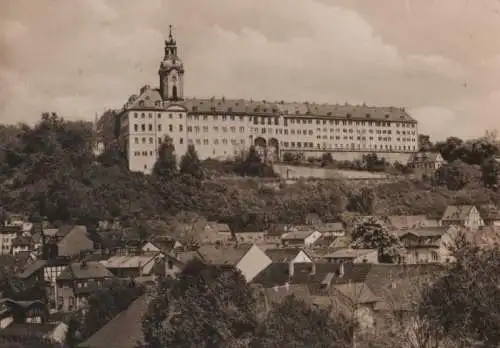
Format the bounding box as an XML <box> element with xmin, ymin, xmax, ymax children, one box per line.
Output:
<box><xmin>146</xmin><ymin>240</ymin><xmax>175</xmax><ymax>254</ymax></box>
<box><xmin>384</xmin><ymin>215</ymin><xmax>428</xmax><ymax>230</ymax></box>
<box><xmin>441</xmin><ymin>205</ymin><xmax>475</xmax><ymax>221</ymax></box>
<box><xmin>315</xmin><ymin>222</ymin><xmax>344</xmax><ymax>233</ymax></box>
<box><xmin>101</xmin><ymin>255</ymin><xmax>157</xmax><ymax>269</ymax></box>
<box><xmin>291</xmin><ymin>262</ymin><xmax>374</xmax><ymax>294</ymax></box>
<box><xmin>181</xmin><ymin>98</ymin><xmax>417</xmax><ymax>123</ymax></box>
<box><xmin>322</xmin><ymin>248</ymin><xmax>377</xmax><ymax>259</ymax></box>
<box><xmin>77</xmin><ymin>294</ymin><xmax>148</xmax><ymax>348</ymax></box>
<box><xmin>0</xmin><ymin>225</ymin><xmax>21</xmax><ymax>235</ymax></box>
<box><xmin>397</xmin><ymin>227</ymin><xmax>448</xmax><ymax>238</ymax></box>
<box><xmin>12</xmin><ymin>235</ymin><xmax>33</xmax><ymax>247</ymax></box>
<box><xmin>197</xmin><ymin>245</ymin><xmax>251</xmax><ymax>265</ymax></box>
<box><xmin>58</xmin><ymin>261</ymin><xmax>114</xmax><ymax>281</ymax></box>
<box><xmin>333</xmin><ymin>282</ymin><xmax>380</xmax><ymax>304</ymax></box>
<box><xmin>206</xmin><ymin>222</ymin><xmax>231</xmax><ymax>234</ymax></box>
<box><xmin>311</xmin><ymin>236</ymin><xmax>337</xmax><ymax>248</ymax></box>
<box><xmin>170</xmin><ymin>250</ymin><xmax>203</xmax><ymax>265</ymax></box>
<box><xmin>282</xmin><ymin>229</ymin><xmax>315</xmax><ymax>240</ymax></box>
<box><xmin>264</xmin><ymin>248</ymin><xmax>303</xmax><ymax>262</ymax></box>
<box><xmin>18</xmin><ymin>259</ymin><xmax>47</xmax><ymax>279</ymax></box>
<box><xmin>251</xmin><ymin>262</ymin><xmax>290</xmax><ymax>288</ymax></box>
<box><xmin>364</xmin><ymin>264</ymin><xmax>445</xmax><ymax>311</ymax></box>
<box><xmin>266</xmin><ymin>224</ymin><xmax>293</xmax><ymax>236</ymax></box>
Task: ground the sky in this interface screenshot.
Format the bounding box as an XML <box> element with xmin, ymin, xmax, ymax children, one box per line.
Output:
<box><xmin>1</xmin><ymin>0</ymin><xmax>499</xmax><ymax>141</ymax></box>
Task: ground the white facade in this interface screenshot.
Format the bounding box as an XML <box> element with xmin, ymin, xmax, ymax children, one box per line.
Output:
<box><xmin>117</xmin><ymin>28</ymin><xmax>419</xmax><ymax>174</ymax></box>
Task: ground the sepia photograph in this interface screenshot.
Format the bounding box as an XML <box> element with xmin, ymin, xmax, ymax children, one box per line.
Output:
<box><xmin>1</xmin><ymin>0</ymin><xmax>500</xmax><ymax>347</ymax></box>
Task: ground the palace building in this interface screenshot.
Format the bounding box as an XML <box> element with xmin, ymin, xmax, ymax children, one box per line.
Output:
<box><xmin>118</xmin><ymin>27</ymin><xmax>419</xmax><ymax>174</ymax></box>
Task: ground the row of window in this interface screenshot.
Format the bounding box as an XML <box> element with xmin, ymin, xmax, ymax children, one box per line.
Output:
<box><xmin>132</xmin><ymin>112</ymin><xmax>417</xmax><ymax>129</ymax></box>
<box><xmin>279</xmin><ymin>141</ymin><xmax>417</xmax><ymax>151</ymax></box>
<box><xmin>133</xmin><ymin>112</ymin><xmax>183</xmax><ymax>119</ymax></box>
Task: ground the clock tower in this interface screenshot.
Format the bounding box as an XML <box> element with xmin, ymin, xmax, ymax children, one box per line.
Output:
<box><xmin>159</xmin><ymin>25</ymin><xmax>184</xmax><ymax>101</ymax></box>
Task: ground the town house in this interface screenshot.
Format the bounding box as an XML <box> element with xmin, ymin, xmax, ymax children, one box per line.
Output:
<box><xmin>281</xmin><ymin>226</ymin><xmax>322</xmax><ymax>247</ymax></box>
<box><xmin>439</xmin><ymin>205</ymin><xmax>484</xmax><ymax>230</ymax></box>
<box><xmin>397</xmin><ymin>227</ymin><xmax>454</xmax><ymax>264</ymax></box>
<box><xmin>56</xmin><ymin>260</ymin><xmax>115</xmax><ymax>312</ymax></box>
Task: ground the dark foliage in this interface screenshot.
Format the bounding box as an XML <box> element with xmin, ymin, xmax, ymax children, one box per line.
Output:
<box><xmin>251</xmin><ymin>295</ymin><xmax>354</xmax><ymax>348</ymax></box>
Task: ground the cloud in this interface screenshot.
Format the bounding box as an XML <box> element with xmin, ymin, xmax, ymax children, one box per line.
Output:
<box><xmin>0</xmin><ymin>0</ymin><xmax>499</xmax><ymax>141</ymax></box>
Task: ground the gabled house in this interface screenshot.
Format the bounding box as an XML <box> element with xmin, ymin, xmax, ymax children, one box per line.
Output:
<box><xmin>0</xmin><ymin>299</ymin><xmax>47</xmax><ymax>328</ymax></box>
<box><xmin>291</xmin><ymin>262</ymin><xmax>380</xmax><ymax>332</ymax></box>
<box><xmin>0</xmin><ymin>225</ymin><xmax>21</xmax><ymax>255</ymax></box>
<box><xmin>141</xmin><ymin>239</ymin><xmax>183</xmax><ymax>255</ymax></box>
<box><xmin>319</xmin><ymin>248</ymin><xmax>379</xmax><ymax>264</ymax></box>
<box><xmin>18</xmin><ymin>256</ymin><xmax>71</xmax><ymax>310</ymax></box>
<box><xmin>478</xmin><ymin>204</ymin><xmax>500</xmax><ymax>226</ymax></box>
<box><xmin>196</xmin><ymin>244</ymin><xmax>272</xmax><ymax>283</ymax></box>
<box><xmin>100</xmin><ymin>254</ymin><xmax>165</xmax><ymax>280</ymax></box>
<box><xmin>11</xmin><ymin>236</ymin><xmax>34</xmax><ymax>255</ymax></box>
<box><xmin>407</xmin><ymin>151</ymin><xmax>445</xmax><ymax>179</ymax></box>
<box><xmin>439</xmin><ymin>205</ymin><xmax>484</xmax><ymax>230</ymax></box>
<box><xmin>397</xmin><ymin>227</ymin><xmax>454</xmax><ymax>264</ymax></box>
<box><xmin>264</xmin><ymin>248</ymin><xmax>314</xmax><ymax>277</ymax></box>
<box><xmin>56</xmin><ymin>261</ymin><xmax>115</xmax><ymax>312</ymax></box>
<box><xmin>203</xmin><ymin>222</ymin><xmax>233</xmax><ymax>244</ymax></box>
<box><xmin>281</xmin><ymin>226</ymin><xmax>322</xmax><ymax>247</ymax></box>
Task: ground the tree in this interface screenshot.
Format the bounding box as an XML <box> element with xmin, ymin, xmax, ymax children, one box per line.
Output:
<box><xmin>179</xmin><ymin>144</ymin><xmax>203</xmax><ymax>180</ymax></box>
<box><xmin>434</xmin><ymin>160</ymin><xmax>481</xmax><ymax>191</ymax></box>
<box><xmin>481</xmin><ymin>156</ymin><xmax>500</xmax><ymax>189</ymax></box>
<box><xmin>153</xmin><ymin>136</ymin><xmax>178</xmax><ymax>180</ymax></box>
<box><xmin>351</xmin><ymin>218</ymin><xmax>401</xmax><ymax>263</ymax></box>
<box><xmin>235</xmin><ymin>145</ymin><xmax>275</xmax><ymax>177</ymax></box>
<box><xmin>418</xmin><ymin>134</ymin><xmax>434</xmax><ymax>152</ymax></box>
<box><xmin>142</xmin><ymin>260</ymin><xmax>257</xmax><ymax>347</ymax></box>
<box><xmin>251</xmin><ymin>295</ymin><xmax>354</xmax><ymax>348</ymax></box>
<box><xmin>421</xmin><ymin>245</ymin><xmax>500</xmax><ymax>347</ymax></box>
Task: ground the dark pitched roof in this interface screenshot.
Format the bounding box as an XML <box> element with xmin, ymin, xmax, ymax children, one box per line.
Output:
<box><xmin>197</xmin><ymin>245</ymin><xmax>250</xmax><ymax>265</ymax></box>
<box><xmin>264</xmin><ymin>248</ymin><xmax>303</xmax><ymax>262</ymax></box>
<box><xmin>57</xmin><ymin>261</ymin><xmax>113</xmax><ymax>281</ymax></box>
<box><xmin>266</xmin><ymin>224</ymin><xmax>293</xmax><ymax>236</ymax></box>
<box><xmin>182</xmin><ymin>98</ymin><xmax>417</xmax><ymax>123</ymax></box>
<box><xmin>397</xmin><ymin>227</ymin><xmax>448</xmax><ymax>238</ymax></box>
<box><xmin>78</xmin><ymin>294</ymin><xmax>148</xmax><ymax>348</ymax></box>
<box><xmin>251</xmin><ymin>262</ymin><xmax>290</xmax><ymax>288</ymax></box>
<box><xmin>291</xmin><ymin>262</ymin><xmax>374</xmax><ymax>294</ymax></box>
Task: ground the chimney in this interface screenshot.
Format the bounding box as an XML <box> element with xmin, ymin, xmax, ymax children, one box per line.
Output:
<box><xmin>338</xmin><ymin>263</ymin><xmax>345</xmax><ymax>278</ymax></box>
<box><xmin>80</xmin><ymin>259</ymin><xmax>88</xmax><ymax>268</ymax></box>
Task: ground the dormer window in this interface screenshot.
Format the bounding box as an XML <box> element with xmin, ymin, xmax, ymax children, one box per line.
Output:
<box><xmin>139</xmin><ymin>100</ymin><xmax>144</xmax><ymax>107</ymax></box>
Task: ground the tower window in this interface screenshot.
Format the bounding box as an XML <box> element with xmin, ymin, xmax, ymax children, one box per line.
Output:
<box><xmin>148</xmin><ymin>124</ymin><xmax>153</xmax><ymax>131</ymax></box>
<box><xmin>141</xmin><ymin>124</ymin><xmax>146</xmax><ymax>131</ymax></box>
<box><xmin>169</xmin><ymin>125</ymin><xmax>173</xmax><ymax>132</ymax></box>
<box><xmin>134</xmin><ymin>124</ymin><xmax>138</xmax><ymax>132</ymax></box>
<box><xmin>158</xmin><ymin>124</ymin><xmax>162</xmax><ymax>131</ymax></box>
